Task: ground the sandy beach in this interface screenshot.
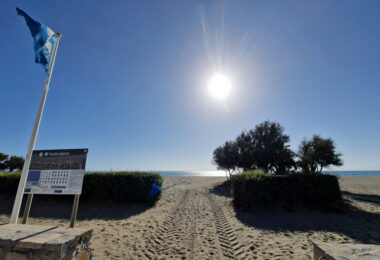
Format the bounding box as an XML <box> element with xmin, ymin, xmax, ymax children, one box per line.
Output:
<box><xmin>1</xmin><ymin>176</ymin><xmax>379</xmax><ymax>259</ymax></box>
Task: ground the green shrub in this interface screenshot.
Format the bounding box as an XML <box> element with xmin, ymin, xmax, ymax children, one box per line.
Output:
<box><xmin>81</xmin><ymin>172</ymin><xmax>163</xmax><ymax>203</ymax></box>
<box><xmin>0</xmin><ymin>172</ymin><xmax>163</xmax><ymax>203</ymax></box>
<box><xmin>231</xmin><ymin>170</ymin><xmax>342</xmax><ymax>210</ymax></box>
<box><xmin>0</xmin><ymin>172</ymin><xmax>21</xmax><ymax>196</ymax></box>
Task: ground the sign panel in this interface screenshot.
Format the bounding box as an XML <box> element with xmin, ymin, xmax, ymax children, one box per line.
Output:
<box><xmin>24</xmin><ymin>149</ymin><xmax>88</xmax><ymax>195</ymax></box>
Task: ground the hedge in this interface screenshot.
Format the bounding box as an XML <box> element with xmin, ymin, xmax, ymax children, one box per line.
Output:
<box><xmin>0</xmin><ymin>172</ymin><xmax>20</xmax><ymax>197</ymax></box>
<box><xmin>81</xmin><ymin>172</ymin><xmax>163</xmax><ymax>203</ymax></box>
<box><xmin>0</xmin><ymin>172</ymin><xmax>163</xmax><ymax>203</ymax></box>
<box><xmin>231</xmin><ymin>170</ymin><xmax>342</xmax><ymax>210</ymax></box>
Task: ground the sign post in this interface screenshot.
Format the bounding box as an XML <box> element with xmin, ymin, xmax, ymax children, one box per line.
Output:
<box><xmin>70</xmin><ymin>195</ymin><xmax>80</xmax><ymax>228</ymax></box>
<box><xmin>21</xmin><ymin>194</ymin><xmax>33</xmax><ymax>224</ymax></box>
<box><xmin>20</xmin><ymin>148</ymin><xmax>88</xmax><ymax>227</ymax></box>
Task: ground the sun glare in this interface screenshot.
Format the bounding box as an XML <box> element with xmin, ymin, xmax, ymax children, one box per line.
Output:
<box><xmin>208</xmin><ymin>74</ymin><xmax>231</xmax><ymax>100</ymax></box>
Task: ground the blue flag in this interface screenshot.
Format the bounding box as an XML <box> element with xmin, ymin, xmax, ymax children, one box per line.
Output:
<box><xmin>16</xmin><ymin>8</ymin><xmax>57</xmax><ymax>72</ymax></box>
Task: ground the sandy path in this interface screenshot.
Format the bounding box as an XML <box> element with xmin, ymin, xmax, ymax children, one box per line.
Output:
<box><xmin>144</xmin><ymin>177</ymin><xmax>245</xmax><ymax>259</ymax></box>
<box><xmin>151</xmin><ymin>185</ymin><xmax>243</xmax><ymax>259</ymax></box>
<box><xmin>0</xmin><ymin>176</ymin><xmax>380</xmax><ymax>259</ymax></box>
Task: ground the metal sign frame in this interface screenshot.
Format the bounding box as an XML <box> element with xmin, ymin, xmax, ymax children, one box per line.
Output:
<box><xmin>21</xmin><ymin>149</ymin><xmax>88</xmax><ymax>228</ymax></box>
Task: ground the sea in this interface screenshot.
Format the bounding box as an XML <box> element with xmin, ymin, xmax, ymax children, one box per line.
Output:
<box><xmin>152</xmin><ymin>171</ymin><xmax>380</xmax><ymax>177</ymax></box>
<box><xmin>88</xmin><ymin>170</ymin><xmax>380</xmax><ymax>177</ymax></box>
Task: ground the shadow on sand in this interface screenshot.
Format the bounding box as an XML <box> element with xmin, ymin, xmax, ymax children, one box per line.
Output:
<box><xmin>210</xmin><ymin>181</ymin><xmax>233</xmax><ymax>198</ymax></box>
<box><xmin>342</xmin><ymin>191</ymin><xmax>380</xmax><ymax>206</ymax></box>
<box><xmin>210</xmin><ymin>183</ymin><xmax>380</xmax><ymax>244</ymax></box>
<box><xmin>0</xmin><ymin>195</ymin><xmax>152</xmax><ymax>221</ymax></box>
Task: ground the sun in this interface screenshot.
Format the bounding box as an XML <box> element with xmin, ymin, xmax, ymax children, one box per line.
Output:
<box><xmin>208</xmin><ymin>74</ymin><xmax>231</xmax><ymax>100</ymax></box>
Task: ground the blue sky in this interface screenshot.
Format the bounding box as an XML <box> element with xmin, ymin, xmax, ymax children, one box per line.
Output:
<box><xmin>1</xmin><ymin>0</ymin><xmax>379</xmax><ymax>171</ymax></box>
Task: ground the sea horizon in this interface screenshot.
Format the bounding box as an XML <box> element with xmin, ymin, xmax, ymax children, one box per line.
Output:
<box><xmin>87</xmin><ymin>170</ymin><xmax>380</xmax><ymax>177</ymax></box>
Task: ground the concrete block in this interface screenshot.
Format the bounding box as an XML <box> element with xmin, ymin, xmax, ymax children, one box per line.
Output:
<box><xmin>5</xmin><ymin>252</ymin><xmax>28</xmax><ymax>260</ymax></box>
<box><xmin>313</xmin><ymin>241</ymin><xmax>380</xmax><ymax>260</ymax></box>
<box><xmin>0</xmin><ymin>224</ymin><xmax>92</xmax><ymax>260</ymax></box>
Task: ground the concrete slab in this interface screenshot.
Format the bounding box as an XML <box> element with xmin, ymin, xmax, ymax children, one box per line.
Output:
<box><xmin>0</xmin><ymin>224</ymin><xmax>92</xmax><ymax>260</ymax></box>
<box><xmin>313</xmin><ymin>241</ymin><xmax>380</xmax><ymax>260</ymax></box>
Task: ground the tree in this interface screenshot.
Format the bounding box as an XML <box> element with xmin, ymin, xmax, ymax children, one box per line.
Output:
<box><xmin>213</xmin><ymin>121</ymin><xmax>296</xmax><ymax>175</ymax></box>
<box><xmin>0</xmin><ymin>153</ymin><xmax>8</xmax><ymax>171</ymax></box>
<box><xmin>213</xmin><ymin>141</ymin><xmax>240</xmax><ymax>179</ymax></box>
<box><xmin>235</xmin><ymin>132</ymin><xmax>254</xmax><ymax>170</ymax></box>
<box><xmin>297</xmin><ymin>135</ymin><xmax>343</xmax><ymax>174</ymax></box>
<box><xmin>246</xmin><ymin>121</ymin><xmax>295</xmax><ymax>174</ymax></box>
<box><xmin>5</xmin><ymin>156</ymin><xmax>25</xmax><ymax>172</ymax></box>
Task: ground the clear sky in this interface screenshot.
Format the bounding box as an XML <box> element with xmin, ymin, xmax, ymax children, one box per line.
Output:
<box><xmin>1</xmin><ymin>0</ymin><xmax>379</xmax><ymax>171</ymax></box>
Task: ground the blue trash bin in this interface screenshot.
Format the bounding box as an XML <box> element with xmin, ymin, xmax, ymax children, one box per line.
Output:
<box><xmin>150</xmin><ymin>183</ymin><xmax>162</xmax><ymax>197</ymax></box>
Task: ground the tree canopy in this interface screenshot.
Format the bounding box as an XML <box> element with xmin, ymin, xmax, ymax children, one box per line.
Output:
<box><xmin>297</xmin><ymin>135</ymin><xmax>343</xmax><ymax>173</ymax></box>
<box><xmin>0</xmin><ymin>153</ymin><xmax>24</xmax><ymax>172</ymax></box>
<box><xmin>213</xmin><ymin>121</ymin><xmax>296</xmax><ymax>175</ymax></box>
<box><xmin>213</xmin><ymin>121</ymin><xmax>343</xmax><ymax>177</ymax></box>
<box><xmin>0</xmin><ymin>153</ymin><xmax>8</xmax><ymax>171</ymax></box>
<box><xmin>213</xmin><ymin>141</ymin><xmax>240</xmax><ymax>178</ymax></box>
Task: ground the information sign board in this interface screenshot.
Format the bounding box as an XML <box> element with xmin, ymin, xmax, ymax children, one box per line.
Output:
<box><xmin>24</xmin><ymin>149</ymin><xmax>88</xmax><ymax>195</ymax></box>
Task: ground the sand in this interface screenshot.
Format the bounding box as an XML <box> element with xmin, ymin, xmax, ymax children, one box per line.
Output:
<box><xmin>0</xmin><ymin>176</ymin><xmax>379</xmax><ymax>259</ymax></box>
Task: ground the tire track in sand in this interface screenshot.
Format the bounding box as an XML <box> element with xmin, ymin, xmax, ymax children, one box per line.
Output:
<box><xmin>151</xmin><ymin>186</ymin><xmax>244</xmax><ymax>259</ymax></box>
<box><xmin>152</xmin><ymin>189</ymin><xmax>199</xmax><ymax>258</ymax></box>
<box><xmin>208</xmin><ymin>195</ymin><xmax>244</xmax><ymax>259</ymax></box>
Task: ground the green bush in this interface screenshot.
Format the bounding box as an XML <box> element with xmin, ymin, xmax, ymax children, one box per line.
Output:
<box><xmin>0</xmin><ymin>172</ymin><xmax>21</xmax><ymax>196</ymax></box>
<box><xmin>81</xmin><ymin>172</ymin><xmax>163</xmax><ymax>203</ymax></box>
<box><xmin>231</xmin><ymin>170</ymin><xmax>342</xmax><ymax>210</ymax></box>
<box><xmin>0</xmin><ymin>171</ymin><xmax>163</xmax><ymax>203</ymax></box>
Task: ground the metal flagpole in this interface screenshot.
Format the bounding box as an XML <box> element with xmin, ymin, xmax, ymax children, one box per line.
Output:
<box><xmin>9</xmin><ymin>33</ymin><xmax>62</xmax><ymax>224</ymax></box>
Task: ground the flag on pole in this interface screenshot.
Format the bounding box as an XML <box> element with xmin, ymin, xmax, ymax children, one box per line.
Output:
<box><xmin>9</xmin><ymin>8</ymin><xmax>61</xmax><ymax>225</ymax></box>
<box><xmin>16</xmin><ymin>8</ymin><xmax>57</xmax><ymax>72</ymax></box>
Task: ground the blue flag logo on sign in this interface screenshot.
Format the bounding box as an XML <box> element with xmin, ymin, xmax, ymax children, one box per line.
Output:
<box><xmin>16</xmin><ymin>8</ymin><xmax>57</xmax><ymax>72</ymax></box>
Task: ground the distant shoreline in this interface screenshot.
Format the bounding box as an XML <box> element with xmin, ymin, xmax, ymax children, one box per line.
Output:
<box><xmin>86</xmin><ymin>170</ymin><xmax>380</xmax><ymax>177</ymax></box>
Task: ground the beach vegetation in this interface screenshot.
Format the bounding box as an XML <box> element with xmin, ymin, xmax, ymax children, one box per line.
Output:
<box><xmin>213</xmin><ymin>141</ymin><xmax>240</xmax><ymax>179</ymax></box>
<box><xmin>213</xmin><ymin>121</ymin><xmax>296</xmax><ymax>176</ymax></box>
<box><xmin>213</xmin><ymin>122</ymin><xmax>344</xmax><ymax>177</ymax></box>
<box><xmin>231</xmin><ymin>170</ymin><xmax>342</xmax><ymax>210</ymax></box>
<box><xmin>0</xmin><ymin>152</ymin><xmax>24</xmax><ymax>172</ymax></box>
<box><xmin>4</xmin><ymin>155</ymin><xmax>24</xmax><ymax>172</ymax></box>
<box><xmin>0</xmin><ymin>171</ymin><xmax>20</xmax><ymax>195</ymax></box>
<box><xmin>0</xmin><ymin>153</ymin><xmax>8</xmax><ymax>171</ymax></box>
<box><xmin>236</xmin><ymin>121</ymin><xmax>295</xmax><ymax>174</ymax></box>
<box><xmin>82</xmin><ymin>172</ymin><xmax>163</xmax><ymax>203</ymax></box>
<box><xmin>297</xmin><ymin>135</ymin><xmax>343</xmax><ymax>174</ymax></box>
<box><xmin>0</xmin><ymin>171</ymin><xmax>163</xmax><ymax>204</ymax></box>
